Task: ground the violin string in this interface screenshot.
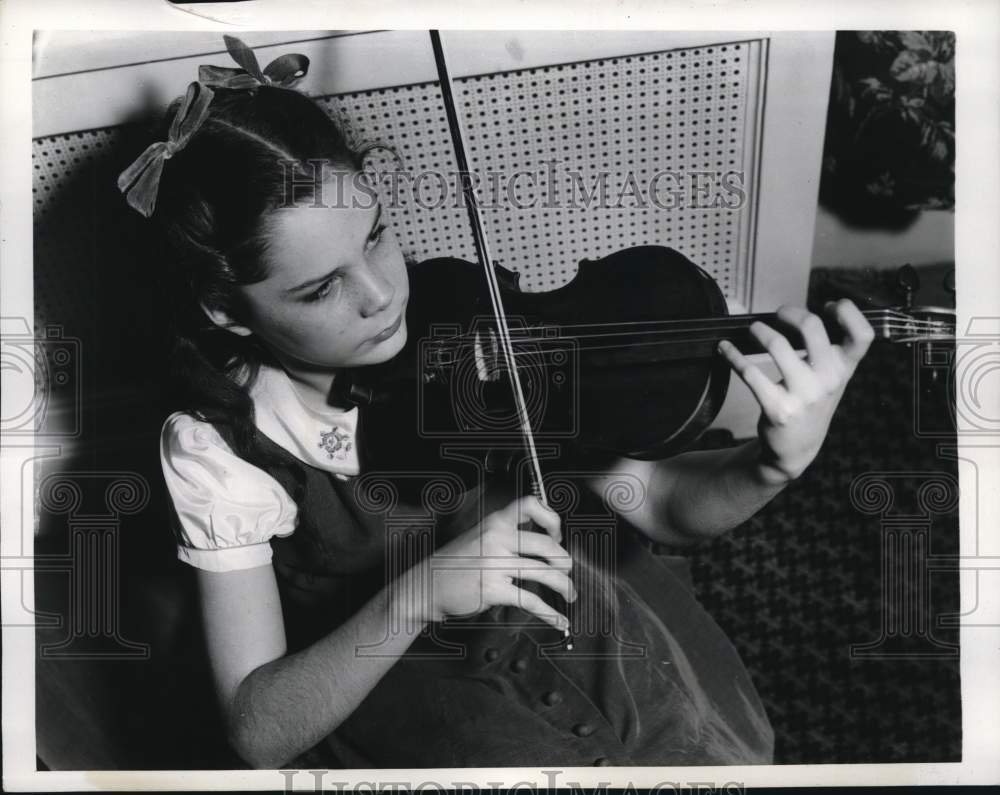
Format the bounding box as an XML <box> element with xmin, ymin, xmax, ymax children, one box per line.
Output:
<box><xmin>430</xmin><ymin>319</ymin><xmax>951</xmax><ymax>352</ymax></box>
<box><xmin>436</xmin><ymin>322</ymin><xmax>951</xmax><ymax>351</ymax></box>
<box><xmin>501</xmin><ymin>319</ymin><xmax>948</xmax><ymax>343</ymax></box>
<box><xmin>425</xmin><ymin>310</ymin><xmax>949</xmax><ymax>346</ymax></box>
<box><xmin>428</xmin><ymin>323</ymin><xmax>952</xmax><ymax>364</ymax></box>
<box><xmin>496</xmin><ymin>328</ymin><xmax>953</xmax><ymax>359</ymax></box>
<box><xmin>430</xmin><ymin>308</ymin><xmax>910</xmax><ymax>337</ymax></box>
<box><xmin>423</xmin><ymin>314</ymin><xmax>817</xmax><ymax>344</ymax></box>
<box><xmin>535</xmin><ymin>316</ymin><xmax>943</xmax><ymax>339</ymax></box>
<box><xmin>495</xmin><ymin>313</ymin><xmax>949</xmax><ymax>337</ymax></box>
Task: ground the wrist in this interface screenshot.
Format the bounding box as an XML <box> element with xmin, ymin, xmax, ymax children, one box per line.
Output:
<box><xmin>389</xmin><ymin>560</ymin><xmax>434</xmax><ymax>632</ymax></box>
<box><xmin>746</xmin><ymin>438</ymin><xmax>800</xmax><ymax>488</ymax></box>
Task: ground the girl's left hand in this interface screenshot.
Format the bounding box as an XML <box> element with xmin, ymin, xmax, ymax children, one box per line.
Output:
<box><xmin>717</xmin><ymin>299</ymin><xmax>875</xmax><ymax>485</ymax></box>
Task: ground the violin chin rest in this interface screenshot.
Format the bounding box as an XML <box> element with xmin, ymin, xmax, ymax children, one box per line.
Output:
<box><xmin>332</xmin><ymin>373</ymin><xmax>375</xmax><ymax>407</ymax></box>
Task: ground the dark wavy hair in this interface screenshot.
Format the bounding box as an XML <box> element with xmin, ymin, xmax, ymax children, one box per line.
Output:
<box><xmin>148</xmin><ymin>84</ymin><xmax>370</xmax><ymax>487</ymax></box>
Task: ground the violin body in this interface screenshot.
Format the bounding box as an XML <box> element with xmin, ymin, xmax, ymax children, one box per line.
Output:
<box><xmin>347</xmin><ymin>246</ymin><xmax>733</xmax><ymax>480</ymax></box>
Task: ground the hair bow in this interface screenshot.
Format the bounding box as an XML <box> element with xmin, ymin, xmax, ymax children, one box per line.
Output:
<box><xmin>117</xmin><ymin>81</ymin><xmax>215</xmax><ymax>218</ymax></box>
<box><xmin>198</xmin><ymin>34</ymin><xmax>310</xmax><ymax>90</ymax></box>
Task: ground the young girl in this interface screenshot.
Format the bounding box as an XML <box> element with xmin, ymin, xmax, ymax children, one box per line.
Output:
<box><xmin>125</xmin><ymin>36</ymin><xmax>875</xmax><ymax>769</ymax></box>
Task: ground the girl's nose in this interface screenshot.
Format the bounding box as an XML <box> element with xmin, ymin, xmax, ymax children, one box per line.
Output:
<box><xmin>358</xmin><ymin>267</ymin><xmax>395</xmax><ymax>318</ymax></box>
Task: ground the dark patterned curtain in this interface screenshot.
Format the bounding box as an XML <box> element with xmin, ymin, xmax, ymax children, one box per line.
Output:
<box><xmin>819</xmin><ymin>31</ymin><xmax>955</xmax><ymax>228</ymax></box>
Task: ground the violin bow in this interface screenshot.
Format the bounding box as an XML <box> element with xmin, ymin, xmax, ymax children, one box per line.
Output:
<box><xmin>428</xmin><ymin>30</ymin><xmax>572</xmax><ymax>648</ymax></box>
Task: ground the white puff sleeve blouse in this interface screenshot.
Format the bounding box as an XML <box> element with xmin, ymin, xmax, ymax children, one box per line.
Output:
<box><xmin>160</xmin><ymin>412</ymin><xmax>298</xmax><ymax>572</ymax></box>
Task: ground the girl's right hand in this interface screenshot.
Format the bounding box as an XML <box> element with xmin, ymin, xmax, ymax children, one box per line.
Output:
<box><xmin>410</xmin><ymin>496</ymin><xmax>575</xmax><ymax>631</ymax></box>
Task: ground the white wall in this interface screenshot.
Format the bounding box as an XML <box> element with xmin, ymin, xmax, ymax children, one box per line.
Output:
<box><xmin>812</xmin><ymin>206</ymin><xmax>955</xmax><ymax>270</ymax></box>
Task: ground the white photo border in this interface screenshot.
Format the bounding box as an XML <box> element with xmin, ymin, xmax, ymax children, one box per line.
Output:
<box><xmin>2</xmin><ymin>0</ymin><xmax>998</xmax><ymax>790</ymax></box>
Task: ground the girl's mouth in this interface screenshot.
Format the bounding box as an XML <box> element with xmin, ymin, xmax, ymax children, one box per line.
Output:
<box><xmin>369</xmin><ymin>312</ymin><xmax>403</xmax><ymax>344</ymax></box>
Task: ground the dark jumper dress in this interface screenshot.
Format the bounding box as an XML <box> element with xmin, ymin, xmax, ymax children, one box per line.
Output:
<box><xmin>255</xmin><ymin>428</ymin><xmax>774</xmax><ymax>768</ymax></box>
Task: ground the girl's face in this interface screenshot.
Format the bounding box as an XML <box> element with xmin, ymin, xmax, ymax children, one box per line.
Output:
<box><xmin>233</xmin><ymin>176</ymin><xmax>409</xmax><ymax>370</ymax></box>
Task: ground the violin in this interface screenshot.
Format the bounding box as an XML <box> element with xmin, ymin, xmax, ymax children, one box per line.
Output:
<box><xmin>343</xmin><ymin>246</ymin><xmax>956</xmax><ymax>481</ymax></box>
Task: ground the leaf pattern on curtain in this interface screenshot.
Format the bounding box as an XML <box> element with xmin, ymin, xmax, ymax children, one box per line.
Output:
<box><xmin>819</xmin><ymin>31</ymin><xmax>955</xmax><ymax>228</ymax></box>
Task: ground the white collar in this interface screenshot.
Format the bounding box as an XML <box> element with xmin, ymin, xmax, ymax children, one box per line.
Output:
<box><xmin>247</xmin><ymin>363</ymin><xmax>361</xmax><ymax>477</ymax></box>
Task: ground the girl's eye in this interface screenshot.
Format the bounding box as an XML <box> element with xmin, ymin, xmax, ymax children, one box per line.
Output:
<box><xmin>367</xmin><ymin>223</ymin><xmax>387</xmax><ymax>248</ymax></box>
<box><xmin>301</xmin><ymin>223</ymin><xmax>385</xmax><ymax>303</ymax></box>
<box><xmin>305</xmin><ymin>277</ymin><xmax>339</xmax><ymax>303</ymax></box>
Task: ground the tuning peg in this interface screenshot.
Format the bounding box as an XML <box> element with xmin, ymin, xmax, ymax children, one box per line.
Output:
<box><xmin>896</xmin><ymin>264</ymin><xmax>920</xmax><ymax>308</ymax></box>
<box><xmin>943</xmin><ymin>268</ymin><xmax>956</xmax><ymax>295</ymax></box>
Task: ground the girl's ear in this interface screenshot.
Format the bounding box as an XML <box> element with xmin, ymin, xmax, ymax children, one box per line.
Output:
<box><xmin>200</xmin><ymin>301</ymin><xmax>253</xmax><ymax>337</ymax></box>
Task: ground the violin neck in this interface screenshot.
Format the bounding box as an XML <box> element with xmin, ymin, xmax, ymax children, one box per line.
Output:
<box><xmin>421</xmin><ymin>306</ymin><xmax>954</xmax><ymax>373</ymax></box>
<box><xmin>729</xmin><ymin>307</ymin><xmax>947</xmax><ymax>354</ymax></box>
<box><xmin>723</xmin><ymin>311</ymin><xmax>855</xmax><ymax>355</ymax></box>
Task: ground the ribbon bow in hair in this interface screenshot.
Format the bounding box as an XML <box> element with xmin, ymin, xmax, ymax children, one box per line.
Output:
<box><xmin>117</xmin><ymin>81</ymin><xmax>215</xmax><ymax>218</ymax></box>
<box><xmin>198</xmin><ymin>34</ymin><xmax>310</xmax><ymax>90</ymax></box>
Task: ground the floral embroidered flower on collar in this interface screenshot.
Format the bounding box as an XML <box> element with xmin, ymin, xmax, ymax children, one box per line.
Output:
<box><xmin>318</xmin><ymin>426</ymin><xmax>353</xmax><ymax>461</ymax></box>
<box><xmin>245</xmin><ymin>364</ymin><xmax>361</xmax><ymax>476</ymax></box>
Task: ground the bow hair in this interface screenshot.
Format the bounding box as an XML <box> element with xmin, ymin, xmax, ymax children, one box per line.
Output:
<box><xmin>116</xmin><ymin>80</ymin><xmax>215</xmax><ymax>218</ymax></box>
<box><xmin>198</xmin><ymin>34</ymin><xmax>310</xmax><ymax>90</ymax></box>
